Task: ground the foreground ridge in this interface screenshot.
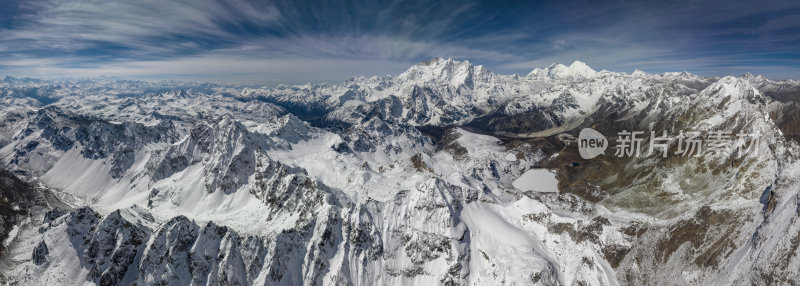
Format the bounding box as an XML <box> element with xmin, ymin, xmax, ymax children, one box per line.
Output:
<box><xmin>1</xmin><ymin>59</ymin><xmax>800</xmax><ymax>285</ymax></box>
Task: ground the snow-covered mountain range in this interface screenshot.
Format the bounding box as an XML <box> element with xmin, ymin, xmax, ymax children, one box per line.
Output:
<box><xmin>1</xmin><ymin>58</ymin><xmax>800</xmax><ymax>285</ymax></box>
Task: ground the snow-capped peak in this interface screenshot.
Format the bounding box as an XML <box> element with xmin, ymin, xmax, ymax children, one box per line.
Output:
<box><xmin>4</xmin><ymin>58</ymin><xmax>800</xmax><ymax>286</ymax></box>
<box><xmin>399</xmin><ymin>57</ymin><xmax>492</xmax><ymax>87</ymax></box>
<box><xmin>662</xmin><ymin>71</ymin><xmax>694</xmax><ymax>78</ymax></box>
<box><xmin>740</xmin><ymin>72</ymin><xmax>766</xmax><ymax>83</ymax></box>
<box><xmin>565</xmin><ymin>60</ymin><xmax>595</xmax><ymax>75</ymax></box>
<box><xmin>527</xmin><ymin>60</ymin><xmax>597</xmax><ymax>79</ymax></box>
<box><xmin>698</xmin><ymin>76</ymin><xmax>766</xmax><ymax>112</ymax></box>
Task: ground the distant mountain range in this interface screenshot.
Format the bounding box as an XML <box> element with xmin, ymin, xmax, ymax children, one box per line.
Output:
<box><xmin>1</xmin><ymin>59</ymin><xmax>800</xmax><ymax>285</ymax></box>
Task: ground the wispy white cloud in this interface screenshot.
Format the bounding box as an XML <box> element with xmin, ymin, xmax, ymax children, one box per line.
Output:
<box><xmin>1</xmin><ymin>0</ymin><xmax>281</xmax><ymax>57</ymax></box>
<box><xmin>0</xmin><ymin>0</ymin><xmax>798</xmax><ymax>82</ymax></box>
<box><xmin>0</xmin><ymin>54</ymin><xmax>417</xmax><ymax>85</ymax></box>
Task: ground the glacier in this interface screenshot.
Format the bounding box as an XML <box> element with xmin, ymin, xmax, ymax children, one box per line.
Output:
<box><xmin>1</xmin><ymin>59</ymin><xmax>800</xmax><ymax>285</ymax></box>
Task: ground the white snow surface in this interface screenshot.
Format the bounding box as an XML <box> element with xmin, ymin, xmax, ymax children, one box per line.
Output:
<box><xmin>0</xmin><ymin>60</ymin><xmax>798</xmax><ymax>285</ymax></box>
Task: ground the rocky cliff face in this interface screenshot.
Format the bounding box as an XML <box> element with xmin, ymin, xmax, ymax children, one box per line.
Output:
<box><xmin>0</xmin><ymin>59</ymin><xmax>799</xmax><ymax>285</ymax></box>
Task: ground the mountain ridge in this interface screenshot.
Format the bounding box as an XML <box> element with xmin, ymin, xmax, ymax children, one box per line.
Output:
<box><xmin>1</xmin><ymin>58</ymin><xmax>800</xmax><ymax>285</ymax></box>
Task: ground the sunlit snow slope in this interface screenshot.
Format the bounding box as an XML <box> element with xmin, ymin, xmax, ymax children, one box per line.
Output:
<box><xmin>1</xmin><ymin>59</ymin><xmax>800</xmax><ymax>285</ymax></box>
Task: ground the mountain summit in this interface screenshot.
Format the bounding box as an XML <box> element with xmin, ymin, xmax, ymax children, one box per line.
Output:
<box><xmin>1</xmin><ymin>59</ymin><xmax>800</xmax><ymax>285</ymax></box>
<box><xmin>399</xmin><ymin>57</ymin><xmax>494</xmax><ymax>87</ymax></box>
<box><xmin>527</xmin><ymin>60</ymin><xmax>598</xmax><ymax>78</ymax></box>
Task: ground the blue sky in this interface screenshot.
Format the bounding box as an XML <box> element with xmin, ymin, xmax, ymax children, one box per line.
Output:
<box><xmin>0</xmin><ymin>0</ymin><xmax>798</xmax><ymax>84</ymax></box>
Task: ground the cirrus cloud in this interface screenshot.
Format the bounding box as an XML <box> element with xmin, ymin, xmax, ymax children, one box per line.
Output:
<box><xmin>0</xmin><ymin>0</ymin><xmax>798</xmax><ymax>83</ymax></box>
